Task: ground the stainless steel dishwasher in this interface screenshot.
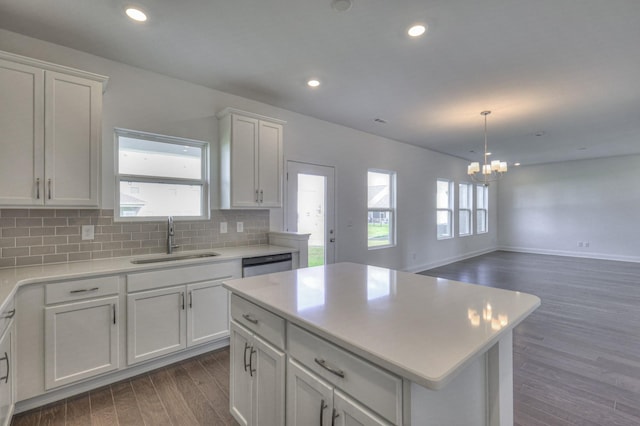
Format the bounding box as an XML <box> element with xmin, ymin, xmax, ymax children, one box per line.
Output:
<box><xmin>242</xmin><ymin>252</ymin><xmax>293</xmax><ymax>277</ymax></box>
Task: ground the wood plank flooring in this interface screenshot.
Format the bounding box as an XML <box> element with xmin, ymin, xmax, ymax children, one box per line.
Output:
<box><xmin>11</xmin><ymin>349</ymin><xmax>239</xmax><ymax>426</ymax></box>
<box><xmin>420</xmin><ymin>251</ymin><xmax>640</xmax><ymax>426</ymax></box>
<box><xmin>11</xmin><ymin>251</ymin><xmax>640</xmax><ymax>425</ymax></box>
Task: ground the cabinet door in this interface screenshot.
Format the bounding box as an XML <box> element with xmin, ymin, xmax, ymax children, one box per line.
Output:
<box><xmin>257</xmin><ymin>120</ymin><xmax>283</xmax><ymax>207</ymax></box>
<box><xmin>127</xmin><ymin>286</ymin><xmax>186</xmax><ymax>365</ymax></box>
<box><xmin>0</xmin><ymin>59</ymin><xmax>44</xmax><ymax>206</ymax></box>
<box><xmin>44</xmin><ymin>296</ymin><xmax>118</xmax><ymax>389</ymax></box>
<box><xmin>334</xmin><ymin>389</ymin><xmax>391</xmax><ymax>426</ymax></box>
<box><xmin>287</xmin><ymin>358</ymin><xmax>333</xmax><ymax>426</ymax></box>
<box><xmin>44</xmin><ymin>71</ymin><xmax>101</xmax><ymax>207</ymax></box>
<box><xmin>230</xmin><ymin>321</ymin><xmax>253</xmax><ymax>426</ymax></box>
<box><xmin>252</xmin><ymin>333</ymin><xmax>285</xmax><ymax>426</ymax></box>
<box><xmin>230</xmin><ymin>114</ymin><xmax>259</xmax><ymax>207</ymax></box>
<box><xmin>0</xmin><ymin>325</ymin><xmax>12</xmax><ymax>426</ymax></box>
<box><xmin>186</xmin><ymin>281</ymin><xmax>229</xmax><ymax>347</ymax></box>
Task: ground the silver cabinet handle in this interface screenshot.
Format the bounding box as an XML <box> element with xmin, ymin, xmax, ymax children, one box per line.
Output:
<box><xmin>70</xmin><ymin>287</ymin><xmax>99</xmax><ymax>294</ymax></box>
<box><xmin>260</xmin><ymin>189</ymin><xmax>263</xmax><ymax>203</ymax></box>
<box><xmin>113</xmin><ymin>304</ymin><xmax>116</xmax><ymax>325</ymax></box>
<box><xmin>181</xmin><ymin>293</ymin><xmax>185</xmax><ymax>310</ymax></box>
<box><xmin>332</xmin><ymin>408</ymin><xmax>339</xmax><ymax>426</ymax></box>
<box><xmin>189</xmin><ymin>291</ymin><xmax>193</xmax><ymax>309</ymax></box>
<box><xmin>320</xmin><ymin>399</ymin><xmax>328</xmax><ymax>426</ymax></box>
<box><xmin>255</xmin><ymin>189</ymin><xmax>259</xmax><ymax>203</ymax></box>
<box><xmin>48</xmin><ymin>178</ymin><xmax>52</xmax><ymax>200</ymax></box>
<box><xmin>0</xmin><ymin>352</ymin><xmax>8</xmax><ymax>383</ymax></box>
<box><xmin>243</xmin><ymin>342</ymin><xmax>250</xmax><ymax>372</ymax></box>
<box><xmin>314</xmin><ymin>358</ymin><xmax>345</xmax><ymax>378</ymax></box>
<box><xmin>242</xmin><ymin>314</ymin><xmax>258</xmax><ymax>324</ymax></box>
<box><xmin>36</xmin><ymin>178</ymin><xmax>40</xmax><ymax>199</ymax></box>
<box><xmin>249</xmin><ymin>346</ymin><xmax>256</xmax><ymax>377</ymax></box>
<box><xmin>1</xmin><ymin>309</ymin><xmax>15</xmax><ymax>319</ymax></box>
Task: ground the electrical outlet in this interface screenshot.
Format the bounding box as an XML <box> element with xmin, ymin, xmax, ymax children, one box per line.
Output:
<box><xmin>584</xmin><ymin>242</ymin><xmax>590</xmax><ymax>248</ymax></box>
<box><xmin>81</xmin><ymin>225</ymin><xmax>94</xmax><ymax>241</ymax></box>
<box><xmin>220</xmin><ymin>222</ymin><xmax>227</xmax><ymax>233</ymax></box>
<box><xmin>237</xmin><ymin>222</ymin><xmax>244</xmax><ymax>233</ymax></box>
<box><xmin>577</xmin><ymin>241</ymin><xmax>583</xmax><ymax>247</ymax></box>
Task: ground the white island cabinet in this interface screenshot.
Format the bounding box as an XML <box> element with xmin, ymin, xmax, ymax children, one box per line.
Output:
<box><xmin>223</xmin><ymin>262</ymin><xmax>541</xmax><ymax>426</ymax></box>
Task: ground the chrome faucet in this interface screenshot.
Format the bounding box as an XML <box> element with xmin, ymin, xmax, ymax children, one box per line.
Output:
<box><xmin>167</xmin><ymin>216</ymin><xmax>180</xmax><ymax>254</ymax></box>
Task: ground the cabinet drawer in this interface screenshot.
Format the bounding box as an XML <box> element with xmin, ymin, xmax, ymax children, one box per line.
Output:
<box><xmin>45</xmin><ymin>276</ymin><xmax>119</xmax><ymax>305</ymax></box>
<box><xmin>230</xmin><ymin>294</ymin><xmax>284</xmax><ymax>349</ymax></box>
<box><xmin>287</xmin><ymin>324</ymin><xmax>402</xmax><ymax>425</ymax></box>
<box><xmin>127</xmin><ymin>260</ymin><xmax>240</xmax><ymax>293</ymax></box>
<box><xmin>0</xmin><ymin>297</ymin><xmax>15</xmax><ymax>338</ymax></box>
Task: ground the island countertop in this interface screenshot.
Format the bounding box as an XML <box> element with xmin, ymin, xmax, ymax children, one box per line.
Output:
<box><xmin>223</xmin><ymin>262</ymin><xmax>540</xmax><ymax>390</ymax></box>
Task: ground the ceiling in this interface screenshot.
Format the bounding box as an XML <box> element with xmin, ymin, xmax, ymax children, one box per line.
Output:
<box><xmin>1</xmin><ymin>0</ymin><xmax>638</xmax><ymax>166</ymax></box>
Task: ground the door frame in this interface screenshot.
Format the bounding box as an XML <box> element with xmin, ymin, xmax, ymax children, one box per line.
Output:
<box><xmin>284</xmin><ymin>160</ymin><xmax>337</xmax><ymax>265</ymax></box>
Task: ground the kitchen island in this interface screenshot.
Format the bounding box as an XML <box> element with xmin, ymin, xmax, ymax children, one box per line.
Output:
<box><xmin>223</xmin><ymin>262</ymin><xmax>540</xmax><ymax>426</ymax></box>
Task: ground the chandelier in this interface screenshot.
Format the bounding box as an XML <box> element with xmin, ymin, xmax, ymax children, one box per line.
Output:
<box><xmin>467</xmin><ymin>111</ymin><xmax>507</xmax><ymax>185</ymax></box>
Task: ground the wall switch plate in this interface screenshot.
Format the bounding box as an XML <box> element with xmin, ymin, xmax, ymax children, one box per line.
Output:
<box><xmin>220</xmin><ymin>222</ymin><xmax>227</xmax><ymax>233</ymax></box>
<box><xmin>237</xmin><ymin>222</ymin><xmax>244</xmax><ymax>232</ymax></box>
<box><xmin>81</xmin><ymin>225</ymin><xmax>95</xmax><ymax>241</ymax></box>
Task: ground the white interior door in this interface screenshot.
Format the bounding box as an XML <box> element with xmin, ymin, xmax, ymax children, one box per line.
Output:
<box><xmin>286</xmin><ymin>161</ymin><xmax>336</xmax><ymax>266</ymax></box>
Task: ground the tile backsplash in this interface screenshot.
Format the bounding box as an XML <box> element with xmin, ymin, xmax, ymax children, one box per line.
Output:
<box><xmin>0</xmin><ymin>209</ymin><xmax>269</xmax><ymax>269</ymax></box>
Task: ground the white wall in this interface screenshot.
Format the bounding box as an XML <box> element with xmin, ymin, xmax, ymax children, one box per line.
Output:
<box><xmin>497</xmin><ymin>155</ymin><xmax>640</xmax><ymax>262</ymax></box>
<box><xmin>0</xmin><ymin>29</ymin><xmax>497</xmax><ymax>271</ymax></box>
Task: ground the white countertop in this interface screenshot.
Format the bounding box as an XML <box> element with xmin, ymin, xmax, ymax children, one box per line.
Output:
<box><xmin>223</xmin><ymin>262</ymin><xmax>540</xmax><ymax>390</ymax></box>
<box><xmin>0</xmin><ymin>245</ymin><xmax>296</xmax><ymax>312</ymax></box>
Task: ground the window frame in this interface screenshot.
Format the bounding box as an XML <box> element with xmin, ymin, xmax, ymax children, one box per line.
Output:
<box><xmin>458</xmin><ymin>182</ymin><xmax>473</xmax><ymax>237</ymax></box>
<box><xmin>436</xmin><ymin>179</ymin><xmax>454</xmax><ymax>240</ymax></box>
<box><xmin>367</xmin><ymin>169</ymin><xmax>397</xmax><ymax>250</ymax></box>
<box><xmin>476</xmin><ymin>184</ymin><xmax>489</xmax><ymax>234</ymax></box>
<box><xmin>114</xmin><ymin>128</ymin><xmax>210</xmax><ymax>222</ymax></box>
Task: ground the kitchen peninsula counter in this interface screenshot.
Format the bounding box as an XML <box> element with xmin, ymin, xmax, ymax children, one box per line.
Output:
<box><xmin>223</xmin><ymin>262</ymin><xmax>540</xmax><ymax>425</ymax></box>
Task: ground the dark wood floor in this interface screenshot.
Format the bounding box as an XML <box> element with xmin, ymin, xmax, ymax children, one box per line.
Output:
<box><xmin>11</xmin><ymin>349</ymin><xmax>239</xmax><ymax>426</ymax></box>
<box><xmin>420</xmin><ymin>251</ymin><xmax>640</xmax><ymax>426</ymax></box>
<box><xmin>11</xmin><ymin>251</ymin><xmax>640</xmax><ymax>425</ymax></box>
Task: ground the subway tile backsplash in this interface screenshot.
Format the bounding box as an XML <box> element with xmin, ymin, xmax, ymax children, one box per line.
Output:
<box><xmin>0</xmin><ymin>209</ymin><xmax>269</xmax><ymax>269</ymax></box>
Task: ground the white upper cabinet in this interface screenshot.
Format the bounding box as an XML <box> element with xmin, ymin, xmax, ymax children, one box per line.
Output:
<box><xmin>218</xmin><ymin>108</ymin><xmax>285</xmax><ymax>209</ymax></box>
<box><xmin>0</xmin><ymin>51</ymin><xmax>107</xmax><ymax>208</ymax></box>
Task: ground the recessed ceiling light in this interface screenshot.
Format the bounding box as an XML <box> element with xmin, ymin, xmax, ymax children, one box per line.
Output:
<box><xmin>307</xmin><ymin>79</ymin><xmax>320</xmax><ymax>88</ymax></box>
<box><xmin>514</xmin><ymin>163</ymin><xmax>521</xmax><ymax>166</ymax></box>
<box><xmin>331</xmin><ymin>0</ymin><xmax>353</xmax><ymax>12</ymax></box>
<box><xmin>126</xmin><ymin>7</ymin><xmax>147</xmax><ymax>22</ymax></box>
<box><xmin>408</xmin><ymin>24</ymin><xmax>427</xmax><ymax>37</ymax></box>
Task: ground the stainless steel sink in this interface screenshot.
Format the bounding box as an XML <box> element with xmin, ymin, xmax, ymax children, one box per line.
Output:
<box><xmin>131</xmin><ymin>252</ymin><xmax>219</xmax><ymax>264</ymax></box>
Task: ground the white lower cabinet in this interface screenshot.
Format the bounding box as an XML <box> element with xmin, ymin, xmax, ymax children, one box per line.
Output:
<box><xmin>287</xmin><ymin>359</ymin><xmax>390</xmax><ymax>426</ymax></box>
<box><xmin>127</xmin><ymin>280</ymin><xmax>230</xmax><ymax>365</ymax></box>
<box><xmin>230</xmin><ymin>321</ymin><xmax>285</xmax><ymax>426</ymax></box>
<box><xmin>44</xmin><ymin>296</ymin><xmax>119</xmax><ymax>390</ymax></box>
<box><xmin>127</xmin><ymin>286</ymin><xmax>186</xmax><ymax>364</ymax></box>
<box><xmin>0</xmin><ymin>319</ymin><xmax>14</xmax><ymax>426</ymax></box>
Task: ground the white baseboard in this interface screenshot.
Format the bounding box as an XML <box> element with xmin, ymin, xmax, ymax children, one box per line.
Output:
<box><xmin>498</xmin><ymin>246</ymin><xmax>640</xmax><ymax>264</ymax></box>
<box><xmin>405</xmin><ymin>247</ymin><xmax>498</xmax><ymax>273</ymax></box>
<box><xmin>14</xmin><ymin>338</ymin><xmax>230</xmax><ymax>414</ymax></box>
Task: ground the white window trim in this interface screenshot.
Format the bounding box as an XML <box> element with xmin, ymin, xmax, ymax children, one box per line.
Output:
<box><xmin>476</xmin><ymin>184</ymin><xmax>488</xmax><ymax>234</ymax></box>
<box><xmin>459</xmin><ymin>182</ymin><xmax>473</xmax><ymax>237</ymax></box>
<box><xmin>114</xmin><ymin>128</ymin><xmax>210</xmax><ymax>222</ymax></box>
<box><xmin>437</xmin><ymin>179</ymin><xmax>454</xmax><ymax>240</ymax></box>
<box><xmin>367</xmin><ymin>169</ymin><xmax>397</xmax><ymax>250</ymax></box>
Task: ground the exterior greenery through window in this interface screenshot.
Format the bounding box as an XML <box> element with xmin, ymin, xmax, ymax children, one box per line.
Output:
<box><xmin>437</xmin><ymin>179</ymin><xmax>453</xmax><ymax>239</ymax></box>
<box><xmin>459</xmin><ymin>183</ymin><xmax>473</xmax><ymax>236</ymax></box>
<box><xmin>367</xmin><ymin>170</ymin><xmax>396</xmax><ymax>248</ymax></box>
<box><xmin>115</xmin><ymin>129</ymin><xmax>209</xmax><ymax>220</ymax></box>
<box><xmin>476</xmin><ymin>184</ymin><xmax>488</xmax><ymax>234</ymax></box>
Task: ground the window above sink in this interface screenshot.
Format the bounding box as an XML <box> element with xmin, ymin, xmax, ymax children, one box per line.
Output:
<box><xmin>114</xmin><ymin>128</ymin><xmax>210</xmax><ymax>221</ymax></box>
